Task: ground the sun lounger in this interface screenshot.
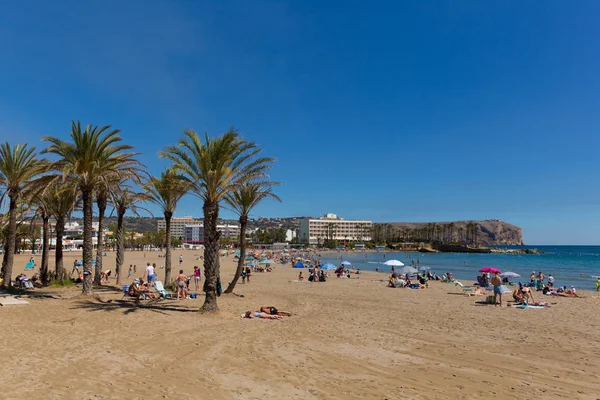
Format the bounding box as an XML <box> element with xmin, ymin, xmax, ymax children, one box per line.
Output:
<box><xmin>455</xmin><ymin>281</ymin><xmax>473</xmax><ymax>293</ymax></box>
<box><xmin>154</xmin><ymin>281</ymin><xmax>174</xmax><ymax>299</ymax></box>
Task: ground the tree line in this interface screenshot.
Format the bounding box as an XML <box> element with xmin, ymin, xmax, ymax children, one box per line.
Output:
<box><xmin>0</xmin><ymin>122</ymin><xmax>279</xmax><ymax>313</ymax></box>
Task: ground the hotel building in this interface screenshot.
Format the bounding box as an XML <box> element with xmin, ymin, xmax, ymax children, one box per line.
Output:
<box><xmin>298</xmin><ymin>213</ymin><xmax>372</xmax><ymax>246</ymax></box>
<box><xmin>157</xmin><ymin>216</ymin><xmax>202</xmax><ymax>239</ymax></box>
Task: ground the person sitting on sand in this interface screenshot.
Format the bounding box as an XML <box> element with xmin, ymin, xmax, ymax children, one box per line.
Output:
<box><xmin>242</xmin><ymin>311</ymin><xmax>282</xmax><ymax>320</ymax></box>
<box><xmin>513</xmin><ymin>287</ymin><xmax>534</xmax><ymax>303</ymax></box>
<box><xmin>258</xmin><ymin>306</ymin><xmax>292</xmax><ymax>316</ymax></box>
<box><xmin>298</xmin><ymin>271</ymin><xmax>304</xmax><ymax>281</ymax></box>
<box><xmin>447</xmin><ymin>273</ymin><xmax>456</xmax><ymax>282</ymax></box>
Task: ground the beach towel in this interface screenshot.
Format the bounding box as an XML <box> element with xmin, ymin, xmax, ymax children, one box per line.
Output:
<box><xmin>514</xmin><ymin>304</ymin><xmax>545</xmax><ymax>309</ymax></box>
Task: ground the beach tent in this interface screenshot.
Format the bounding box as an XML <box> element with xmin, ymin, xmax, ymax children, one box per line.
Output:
<box><xmin>320</xmin><ymin>263</ymin><xmax>337</xmax><ymax>270</ymax></box>
<box><xmin>293</xmin><ymin>261</ymin><xmax>305</xmax><ymax>269</ymax></box>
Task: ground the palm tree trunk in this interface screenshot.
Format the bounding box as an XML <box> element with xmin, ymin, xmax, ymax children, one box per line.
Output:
<box><xmin>40</xmin><ymin>214</ymin><xmax>50</xmax><ymax>284</ymax></box>
<box><xmin>225</xmin><ymin>215</ymin><xmax>247</xmax><ymax>293</ymax></box>
<box><xmin>200</xmin><ymin>200</ymin><xmax>220</xmax><ymax>312</ymax></box>
<box><xmin>115</xmin><ymin>208</ymin><xmax>125</xmax><ymax>284</ymax></box>
<box><xmin>1</xmin><ymin>195</ymin><xmax>18</xmax><ymax>288</ymax></box>
<box><xmin>164</xmin><ymin>211</ymin><xmax>173</xmax><ymax>285</ymax></box>
<box><xmin>82</xmin><ymin>188</ymin><xmax>94</xmax><ymax>295</ymax></box>
<box><xmin>94</xmin><ymin>195</ymin><xmax>107</xmax><ymax>285</ymax></box>
<box><xmin>55</xmin><ymin>216</ymin><xmax>65</xmax><ymax>280</ymax></box>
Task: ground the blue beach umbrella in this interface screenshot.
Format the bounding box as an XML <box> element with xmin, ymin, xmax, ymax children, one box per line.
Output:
<box><xmin>293</xmin><ymin>261</ymin><xmax>305</xmax><ymax>269</ymax></box>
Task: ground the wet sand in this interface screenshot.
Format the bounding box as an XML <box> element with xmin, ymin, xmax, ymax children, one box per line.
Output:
<box><xmin>1</xmin><ymin>250</ymin><xmax>600</xmax><ymax>399</ymax></box>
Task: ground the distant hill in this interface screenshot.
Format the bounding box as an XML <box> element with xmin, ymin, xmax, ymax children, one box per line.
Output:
<box><xmin>377</xmin><ymin>220</ymin><xmax>523</xmax><ymax>246</ymax></box>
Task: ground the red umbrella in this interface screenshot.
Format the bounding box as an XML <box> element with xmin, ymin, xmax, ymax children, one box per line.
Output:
<box><xmin>479</xmin><ymin>267</ymin><xmax>502</xmax><ymax>274</ymax></box>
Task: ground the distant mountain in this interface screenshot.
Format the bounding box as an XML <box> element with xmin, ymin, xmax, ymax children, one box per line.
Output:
<box><xmin>377</xmin><ymin>220</ymin><xmax>523</xmax><ymax>246</ymax></box>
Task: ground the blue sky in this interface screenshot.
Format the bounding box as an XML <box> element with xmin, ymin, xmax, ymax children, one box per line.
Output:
<box><xmin>1</xmin><ymin>1</ymin><xmax>600</xmax><ymax>244</ymax></box>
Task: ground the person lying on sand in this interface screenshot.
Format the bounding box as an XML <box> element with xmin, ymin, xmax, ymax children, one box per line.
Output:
<box><xmin>242</xmin><ymin>311</ymin><xmax>282</xmax><ymax>320</ymax></box>
<box><xmin>259</xmin><ymin>306</ymin><xmax>292</xmax><ymax>316</ymax></box>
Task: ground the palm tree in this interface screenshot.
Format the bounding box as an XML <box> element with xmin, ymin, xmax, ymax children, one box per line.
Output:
<box><xmin>143</xmin><ymin>168</ymin><xmax>190</xmax><ymax>286</ymax></box>
<box><xmin>161</xmin><ymin>128</ymin><xmax>274</xmax><ymax>312</ymax></box>
<box><xmin>32</xmin><ymin>193</ymin><xmax>52</xmax><ymax>284</ymax></box>
<box><xmin>0</xmin><ymin>143</ymin><xmax>47</xmax><ymax>287</ymax></box>
<box><xmin>43</xmin><ymin>121</ymin><xmax>141</xmax><ymax>295</ymax></box>
<box><xmin>110</xmin><ymin>188</ymin><xmax>150</xmax><ymax>284</ymax></box>
<box><xmin>93</xmin><ymin>187</ymin><xmax>109</xmax><ymax>285</ymax></box>
<box><xmin>223</xmin><ymin>181</ymin><xmax>280</xmax><ymax>293</ymax></box>
<box><xmin>45</xmin><ymin>181</ymin><xmax>78</xmax><ymax>280</ymax></box>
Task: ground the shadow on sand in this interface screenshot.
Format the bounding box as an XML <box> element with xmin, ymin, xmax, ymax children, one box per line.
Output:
<box><xmin>72</xmin><ymin>297</ymin><xmax>199</xmax><ymax>315</ymax></box>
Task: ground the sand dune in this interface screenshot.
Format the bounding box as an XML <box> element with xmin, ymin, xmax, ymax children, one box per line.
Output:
<box><xmin>1</xmin><ymin>250</ymin><xmax>600</xmax><ymax>399</ymax></box>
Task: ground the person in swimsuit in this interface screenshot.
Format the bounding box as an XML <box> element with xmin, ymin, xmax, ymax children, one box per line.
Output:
<box><xmin>175</xmin><ymin>270</ymin><xmax>188</xmax><ymax>300</ymax></box>
<box><xmin>259</xmin><ymin>306</ymin><xmax>291</xmax><ymax>316</ymax></box>
<box><xmin>193</xmin><ymin>266</ymin><xmax>201</xmax><ymax>292</ymax></box>
<box><xmin>242</xmin><ymin>311</ymin><xmax>282</xmax><ymax>320</ymax></box>
<box><xmin>491</xmin><ymin>271</ymin><xmax>503</xmax><ymax>306</ymax></box>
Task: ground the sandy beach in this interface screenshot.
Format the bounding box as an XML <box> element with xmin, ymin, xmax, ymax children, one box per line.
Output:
<box><xmin>2</xmin><ymin>249</ymin><xmax>600</xmax><ymax>400</ymax></box>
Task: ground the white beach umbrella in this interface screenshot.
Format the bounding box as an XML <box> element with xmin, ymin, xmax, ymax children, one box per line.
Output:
<box><xmin>397</xmin><ymin>266</ymin><xmax>419</xmax><ymax>275</ymax></box>
<box><xmin>383</xmin><ymin>260</ymin><xmax>404</xmax><ymax>267</ymax></box>
<box><xmin>500</xmin><ymin>272</ymin><xmax>520</xmax><ymax>278</ymax></box>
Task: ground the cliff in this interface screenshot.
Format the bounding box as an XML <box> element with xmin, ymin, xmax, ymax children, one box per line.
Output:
<box><xmin>376</xmin><ymin>220</ymin><xmax>523</xmax><ymax>246</ymax></box>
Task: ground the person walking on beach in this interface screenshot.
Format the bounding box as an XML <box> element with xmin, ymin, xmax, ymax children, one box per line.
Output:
<box><xmin>491</xmin><ymin>271</ymin><xmax>503</xmax><ymax>307</ymax></box>
<box><xmin>128</xmin><ymin>265</ymin><xmax>133</xmax><ymax>278</ymax></box>
<box><xmin>179</xmin><ymin>255</ymin><xmax>183</xmax><ymax>267</ymax></box>
<box><xmin>144</xmin><ymin>262</ymin><xmax>156</xmax><ymax>286</ymax></box>
<box><xmin>71</xmin><ymin>260</ymin><xmax>79</xmax><ymax>277</ymax></box>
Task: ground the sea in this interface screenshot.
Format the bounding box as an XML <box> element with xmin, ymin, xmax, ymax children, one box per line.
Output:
<box><xmin>318</xmin><ymin>246</ymin><xmax>600</xmax><ymax>290</ymax></box>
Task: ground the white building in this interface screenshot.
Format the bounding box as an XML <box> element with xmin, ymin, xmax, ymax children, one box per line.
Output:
<box><xmin>41</xmin><ymin>221</ymin><xmax>107</xmax><ymax>250</ymax></box>
<box><xmin>298</xmin><ymin>213</ymin><xmax>372</xmax><ymax>246</ymax></box>
<box><xmin>183</xmin><ymin>224</ymin><xmax>240</xmax><ymax>243</ymax></box>
<box><xmin>285</xmin><ymin>229</ymin><xmax>297</xmax><ymax>242</ymax></box>
<box><xmin>158</xmin><ymin>216</ymin><xmax>202</xmax><ymax>239</ymax></box>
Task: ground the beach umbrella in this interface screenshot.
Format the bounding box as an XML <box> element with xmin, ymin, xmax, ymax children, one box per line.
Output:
<box><xmin>500</xmin><ymin>272</ymin><xmax>520</xmax><ymax>278</ymax></box>
<box><xmin>248</xmin><ymin>261</ymin><xmax>258</xmax><ymax>267</ymax></box>
<box><xmin>479</xmin><ymin>267</ymin><xmax>501</xmax><ymax>274</ymax></box>
<box><xmin>397</xmin><ymin>266</ymin><xmax>418</xmax><ymax>275</ymax></box>
<box><xmin>383</xmin><ymin>259</ymin><xmax>404</xmax><ymax>267</ymax></box>
<box><xmin>418</xmin><ymin>266</ymin><xmax>431</xmax><ymax>271</ymax></box>
<box><xmin>260</xmin><ymin>259</ymin><xmax>275</xmax><ymax>264</ymax></box>
<box><xmin>320</xmin><ymin>263</ymin><xmax>337</xmax><ymax>270</ymax></box>
<box><xmin>293</xmin><ymin>261</ymin><xmax>305</xmax><ymax>269</ymax></box>
<box><xmin>341</xmin><ymin>261</ymin><xmax>352</xmax><ymax>266</ymax></box>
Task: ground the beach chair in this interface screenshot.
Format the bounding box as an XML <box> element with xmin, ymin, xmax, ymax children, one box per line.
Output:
<box><xmin>154</xmin><ymin>281</ymin><xmax>174</xmax><ymax>299</ymax></box>
<box><xmin>121</xmin><ymin>284</ymin><xmax>131</xmax><ymax>300</ymax></box>
<box><xmin>455</xmin><ymin>281</ymin><xmax>473</xmax><ymax>293</ymax></box>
